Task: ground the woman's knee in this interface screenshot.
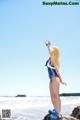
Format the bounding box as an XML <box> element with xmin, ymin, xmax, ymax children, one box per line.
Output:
<box><xmin>51</xmin><ymin>92</ymin><xmax>59</xmax><ymax>101</ymax></box>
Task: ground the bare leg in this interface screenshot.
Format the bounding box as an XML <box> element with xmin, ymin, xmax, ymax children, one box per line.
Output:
<box><xmin>49</xmin><ymin>77</ymin><xmax>61</xmax><ymax>115</ymax></box>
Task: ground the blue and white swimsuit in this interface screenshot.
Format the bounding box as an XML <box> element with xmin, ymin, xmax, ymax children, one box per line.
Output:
<box><xmin>47</xmin><ymin>60</ymin><xmax>59</xmax><ymax>82</ymax></box>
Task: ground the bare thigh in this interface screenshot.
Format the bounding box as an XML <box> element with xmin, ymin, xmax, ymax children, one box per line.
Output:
<box><xmin>49</xmin><ymin>77</ymin><xmax>60</xmax><ymax>97</ymax></box>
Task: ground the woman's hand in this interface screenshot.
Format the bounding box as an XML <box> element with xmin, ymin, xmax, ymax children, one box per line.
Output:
<box><xmin>61</xmin><ymin>81</ymin><xmax>67</xmax><ymax>86</ymax></box>
<box><xmin>56</xmin><ymin>71</ymin><xmax>67</xmax><ymax>86</ymax></box>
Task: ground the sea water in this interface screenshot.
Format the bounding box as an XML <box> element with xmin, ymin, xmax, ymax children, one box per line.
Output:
<box><xmin>0</xmin><ymin>96</ymin><xmax>80</xmax><ymax>120</ymax></box>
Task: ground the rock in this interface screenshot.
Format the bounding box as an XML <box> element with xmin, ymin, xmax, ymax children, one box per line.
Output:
<box><xmin>63</xmin><ymin>115</ymin><xmax>78</xmax><ymax>120</ymax></box>
<box><xmin>60</xmin><ymin>93</ymin><xmax>80</xmax><ymax>97</ymax></box>
<box><xmin>43</xmin><ymin>106</ymin><xmax>80</xmax><ymax>120</ymax></box>
<box><xmin>43</xmin><ymin>114</ymin><xmax>78</xmax><ymax>120</ymax></box>
<box><xmin>71</xmin><ymin>106</ymin><xmax>80</xmax><ymax>119</ymax></box>
<box><xmin>15</xmin><ymin>94</ymin><xmax>26</xmax><ymax>97</ymax></box>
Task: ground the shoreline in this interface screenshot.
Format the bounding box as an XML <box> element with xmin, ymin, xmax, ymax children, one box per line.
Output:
<box><xmin>1</xmin><ymin>92</ymin><xmax>80</xmax><ymax>98</ymax></box>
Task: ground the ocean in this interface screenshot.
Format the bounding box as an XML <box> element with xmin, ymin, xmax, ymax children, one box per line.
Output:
<box><xmin>0</xmin><ymin>96</ymin><xmax>80</xmax><ymax>120</ymax></box>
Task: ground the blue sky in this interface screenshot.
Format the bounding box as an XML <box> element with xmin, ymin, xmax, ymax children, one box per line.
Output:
<box><xmin>0</xmin><ymin>0</ymin><xmax>80</xmax><ymax>96</ymax></box>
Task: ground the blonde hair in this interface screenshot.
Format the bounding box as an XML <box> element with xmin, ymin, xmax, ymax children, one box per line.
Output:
<box><xmin>50</xmin><ymin>46</ymin><xmax>60</xmax><ymax>70</ymax></box>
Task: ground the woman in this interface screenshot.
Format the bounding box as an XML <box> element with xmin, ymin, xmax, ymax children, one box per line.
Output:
<box><xmin>45</xmin><ymin>40</ymin><xmax>66</xmax><ymax>118</ymax></box>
